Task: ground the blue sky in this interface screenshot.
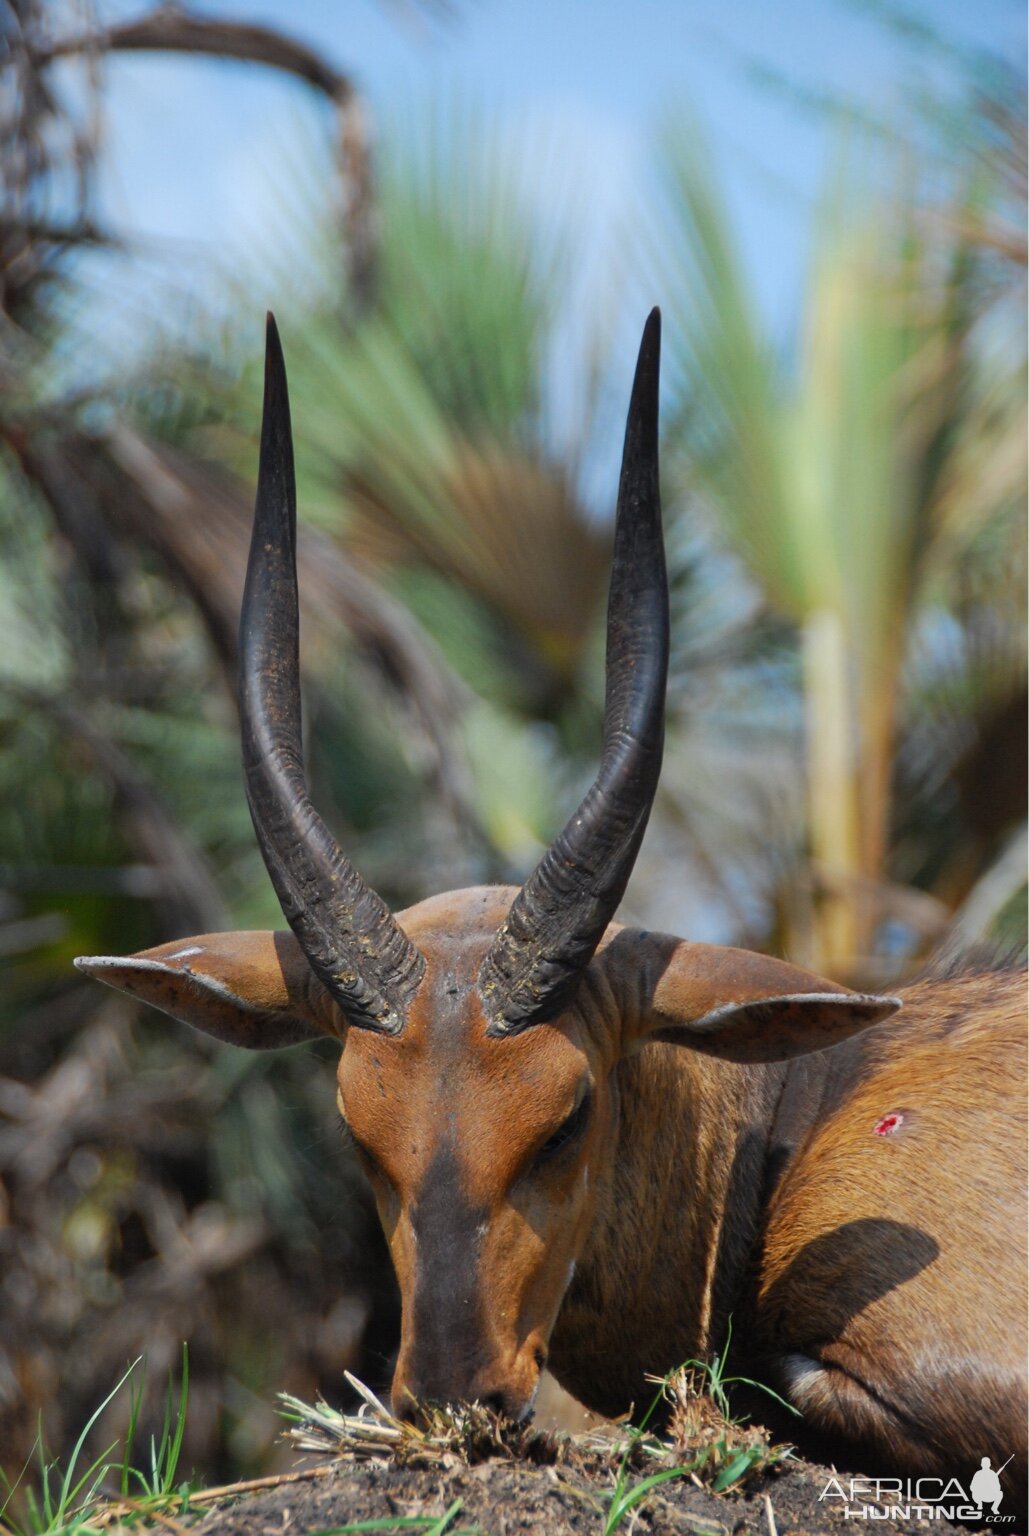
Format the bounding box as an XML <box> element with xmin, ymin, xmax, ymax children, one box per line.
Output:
<box><xmin>92</xmin><ymin>0</ymin><xmax>1022</xmax><ymax>321</ymax></box>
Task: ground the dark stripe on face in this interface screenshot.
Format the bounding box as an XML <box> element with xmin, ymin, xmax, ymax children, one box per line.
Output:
<box><xmin>406</xmin><ymin>1141</ymin><xmax>493</xmax><ymax>1404</ymax></box>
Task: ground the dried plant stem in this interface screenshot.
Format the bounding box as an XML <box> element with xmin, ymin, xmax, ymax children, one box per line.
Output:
<box><xmin>185</xmin><ymin>1465</ymin><xmax>341</xmax><ymax>1507</ymax></box>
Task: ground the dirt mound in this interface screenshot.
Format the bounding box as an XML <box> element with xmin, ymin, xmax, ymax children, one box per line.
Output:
<box><xmin>194</xmin><ymin>1454</ymin><xmax>971</xmax><ymax>1536</ymax></box>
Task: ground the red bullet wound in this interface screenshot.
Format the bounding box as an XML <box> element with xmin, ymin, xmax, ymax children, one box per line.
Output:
<box><xmin>873</xmin><ymin>1111</ymin><xmax>904</xmax><ymax>1137</ymax></box>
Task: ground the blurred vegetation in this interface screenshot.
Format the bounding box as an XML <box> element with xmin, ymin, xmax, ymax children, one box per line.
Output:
<box><xmin>650</xmin><ymin>81</ymin><xmax>1026</xmax><ymax>977</ymax></box>
<box><xmin>0</xmin><ymin>0</ymin><xmax>1024</xmax><ymax>1491</ymax></box>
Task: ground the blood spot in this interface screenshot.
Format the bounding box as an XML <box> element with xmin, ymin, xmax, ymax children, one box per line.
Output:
<box><xmin>873</xmin><ymin>1111</ymin><xmax>904</xmax><ymax>1137</ymax></box>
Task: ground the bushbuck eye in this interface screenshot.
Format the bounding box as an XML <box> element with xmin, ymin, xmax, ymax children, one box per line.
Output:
<box><xmin>339</xmin><ymin>1117</ymin><xmax>389</xmax><ymax>1186</ymax></box>
<box><xmin>534</xmin><ymin>1091</ymin><xmax>592</xmax><ymax>1167</ymax></box>
<box><xmin>352</xmin><ymin>1138</ymin><xmax>386</xmax><ymax>1182</ymax></box>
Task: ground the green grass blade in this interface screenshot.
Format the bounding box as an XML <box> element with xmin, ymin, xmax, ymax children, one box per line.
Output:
<box><xmin>724</xmin><ymin>1373</ymin><xmax>800</xmax><ymax>1417</ymax></box>
<box><xmin>425</xmin><ymin>1501</ymin><xmax>464</xmax><ymax>1536</ymax></box>
<box><xmin>120</xmin><ymin>1365</ymin><xmax>145</xmax><ymax>1500</ymax></box>
<box><xmin>604</xmin><ymin>1464</ymin><xmax>695</xmax><ymax>1534</ymax></box>
<box><xmin>711</xmin><ymin>1445</ymin><xmax>766</xmax><ymax>1492</ymax></box>
<box><xmin>157</xmin><ymin>1345</ymin><xmax>190</xmax><ymax>1495</ymax></box>
<box><xmin>56</xmin><ymin>1359</ymin><xmax>141</xmax><ymax>1520</ymax></box>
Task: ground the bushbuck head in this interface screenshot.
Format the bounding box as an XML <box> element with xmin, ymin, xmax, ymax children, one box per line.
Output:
<box><xmin>77</xmin><ymin>312</ymin><xmax>900</xmax><ymax>1422</ymax></box>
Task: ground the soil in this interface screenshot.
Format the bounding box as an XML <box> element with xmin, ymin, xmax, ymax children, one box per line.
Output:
<box><xmin>193</xmin><ymin>1450</ymin><xmax>982</xmax><ymax>1536</ymax></box>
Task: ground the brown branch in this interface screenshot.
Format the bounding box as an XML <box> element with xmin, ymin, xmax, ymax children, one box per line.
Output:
<box><xmin>0</xmin><ymin>217</ymin><xmax>117</xmax><ymax>250</ymax></box>
<box><xmin>37</xmin><ymin>9</ymin><xmax>353</xmax><ymax>104</ymax></box>
<box><xmin>31</xmin><ymin>5</ymin><xmax>376</xmax><ymax>300</ymax></box>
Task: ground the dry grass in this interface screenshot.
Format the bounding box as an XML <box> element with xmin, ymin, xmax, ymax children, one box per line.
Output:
<box><xmin>280</xmin><ymin>1365</ymin><xmax>788</xmax><ymax>1495</ymax></box>
<box><xmin>280</xmin><ymin>1373</ymin><xmax>577</xmax><ymax>1469</ymax></box>
<box><xmin>662</xmin><ymin>1365</ymin><xmax>775</xmax><ymax>1474</ymax></box>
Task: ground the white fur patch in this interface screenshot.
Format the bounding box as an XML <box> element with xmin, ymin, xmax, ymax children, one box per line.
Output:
<box><xmin>780</xmin><ymin>1352</ymin><xmax>831</xmax><ymax>1414</ymax></box>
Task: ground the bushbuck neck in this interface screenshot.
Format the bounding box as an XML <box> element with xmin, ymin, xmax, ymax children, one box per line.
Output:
<box><xmin>549</xmin><ymin>1033</ymin><xmax>783</xmax><ymax>1415</ymax></box>
<box><xmin>548</xmin><ymin>937</ymin><xmax>882</xmax><ymax>1418</ymax></box>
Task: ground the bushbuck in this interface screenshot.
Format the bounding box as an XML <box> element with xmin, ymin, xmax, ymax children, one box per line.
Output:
<box><xmin>78</xmin><ymin>312</ymin><xmax>1028</xmax><ymax>1505</ymax></box>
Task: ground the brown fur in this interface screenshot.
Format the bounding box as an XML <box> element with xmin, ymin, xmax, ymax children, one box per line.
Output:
<box><xmin>754</xmin><ymin>973</ymin><xmax>1028</xmax><ymax>1487</ymax></box>
<box><xmin>79</xmin><ymin>889</ymin><xmax>1029</xmax><ymax>1504</ymax></box>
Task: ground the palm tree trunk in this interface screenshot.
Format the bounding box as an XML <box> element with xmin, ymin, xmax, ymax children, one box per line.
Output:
<box><xmin>802</xmin><ymin>609</ymin><xmax>862</xmax><ymax>974</ymax></box>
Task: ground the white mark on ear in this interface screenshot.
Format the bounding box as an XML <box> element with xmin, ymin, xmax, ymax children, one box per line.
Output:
<box><xmin>167</xmin><ymin>946</ymin><xmax>203</xmax><ymax>960</ymax></box>
<box><xmin>76</xmin><ymin>955</ymin><xmax>175</xmax><ymax>976</ymax></box>
<box><xmin>166</xmin><ymin>965</ymin><xmax>256</xmax><ymax>1012</ymax></box>
<box><xmin>688</xmin><ymin>991</ymin><xmax>901</xmax><ymax>1035</ymax></box>
<box><xmin>75</xmin><ymin>954</ymin><xmax>255</xmax><ymax>1014</ymax></box>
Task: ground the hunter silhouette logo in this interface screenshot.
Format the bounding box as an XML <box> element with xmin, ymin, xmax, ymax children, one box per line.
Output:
<box><xmin>818</xmin><ymin>1453</ymin><xmax>1016</xmax><ymax>1522</ymax></box>
<box><xmin>971</xmin><ymin>1457</ymin><xmax>1012</xmax><ymax>1518</ymax></box>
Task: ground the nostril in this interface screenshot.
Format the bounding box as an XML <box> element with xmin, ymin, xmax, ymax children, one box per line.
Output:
<box><xmin>478</xmin><ymin>1390</ymin><xmax>507</xmax><ymax>1416</ymax></box>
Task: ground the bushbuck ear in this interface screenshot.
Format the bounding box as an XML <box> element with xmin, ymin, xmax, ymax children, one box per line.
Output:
<box><xmin>74</xmin><ymin>931</ymin><xmax>343</xmax><ymax>1049</ymax></box>
<box><xmin>602</xmin><ymin>933</ymin><xmax>900</xmax><ymax>1064</ymax></box>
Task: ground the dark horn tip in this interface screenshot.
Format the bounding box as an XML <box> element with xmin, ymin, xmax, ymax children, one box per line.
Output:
<box><xmin>258</xmin><ymin>310</ymin><xmax>293</xmax><ymax>483</ymax></box>
<box><xmin>263</xmin><ymin>313</ymin><xmax>286</xmax><ymax>390</ymax></box>
<box><xmin>640</xmin><ymin>307</ymin><xmax>661</xmax><ymax>357</ymax></box>
<box><xmin>635</xmin><ymin>308</ymin><xmax>661</xmax><ymax>388</ymax></box>
<box><xmin>620</xmin><ymin>308</ymin><xmax>661</xmax><ymax>479</ymax></box>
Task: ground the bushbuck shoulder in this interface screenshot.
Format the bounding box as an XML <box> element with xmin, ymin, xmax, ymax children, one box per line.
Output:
<box><xmin>78</xmin><ymin>312</ymin><xmax>1028</xmax><ymax>1509</ymax></box>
